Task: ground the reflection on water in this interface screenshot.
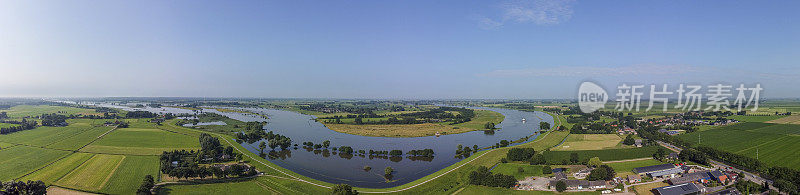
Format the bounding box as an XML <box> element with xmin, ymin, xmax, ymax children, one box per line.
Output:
<box><xmin>86</xmin><ymin>103</ymin><xmax>553</xmax><ymax>188</ymax></box>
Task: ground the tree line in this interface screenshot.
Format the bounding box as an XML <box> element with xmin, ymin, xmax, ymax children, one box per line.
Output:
<box><xmin>0</xmin><ymin>118</ymin><xmax>37</xmax><ymax>134</ymax></box>
<box><xmin>0</xmin><ymin>180</ymin><xmax>47</xmax><ymax>195</ymax></box>
<box><xmin>468</xmin><ymin>166</ymin><xmax>517</xmax><ymax>188</ymax></box>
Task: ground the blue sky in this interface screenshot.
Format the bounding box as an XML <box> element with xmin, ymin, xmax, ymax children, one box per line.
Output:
<box><xmin>1</xmin><ymin>0</ymin><xmax>798</xmax><ymax>98</ymax></box>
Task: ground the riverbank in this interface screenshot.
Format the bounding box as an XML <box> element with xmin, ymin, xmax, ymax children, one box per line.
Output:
<box><xmin>320</xmin><ymin>109</ymin><xmax>505</xmax><ymax>137</ymax></box>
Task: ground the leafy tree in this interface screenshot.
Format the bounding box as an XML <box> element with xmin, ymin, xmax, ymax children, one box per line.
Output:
<box><xmin>468</xmin><ymin>166</ymin><xmax>517</xmax><ymax>188</ymax></box>
<box><xmin>258</xmin><ymin>141</ymin><xmax>266</xmax><ymax>152</ymax></box>
<box><xmin>323</xmin><ymin>140</ymin><xmax>331</xmax><ymax>148</ymax></box>
<box><xmin>540</xmin><ymin>122</ymin><xmax>551</xmax><ymax>130</ymax></box>
<box><xmin>506</xmin><ymin>148</ymin><xmax>536</xmax><ymax>161</ymax></box>
<box><xmin>555</xmin><ymin>180</ymin><xmax>567</xmax><ymax>192</ymax></box>
<box><xmin>587</xmin><ymin>165</ymin><xmax>615</xmax><ymax>181</ymax></box>
<box><xmin>529</xmin><ymin>154</ymin><xmax>546</xmax><ymax>165</ymax></box>
<box><xmin>332</xmin><ymin>184</ymin><xmax>359</xmax><ymax>195</ymax></box>
<box><xmin>623</xmin><ymin>135</ymin><xmax>635</xmax><ymax>145</ymax></box>
<box><xmin>570</xmin><ymin>152</ymin><xmax>580</xmax><ymax>164</ymax></box>
<box><xmin>384</xmin><ymin>167</ymin><xmax>394</xmax><ymax>175</ymax></box>
<box><xmin>542</xmin><ymin>165</ymin><xmax>553</xmax><ymax>174</ymax></box>
<box><xmin>588</xmin><ymin>157</ymin><xmax>602</xmax><ymax>167</ymax></box>
<box><xmin>653</xmin><ymin>148</ymin><xmax>667</xmax><ymax>161</ymax></box>
<box><xmin>137</xmin><ymin>175</ymin><xmax>155</xmax><ymax>195</ymax></box>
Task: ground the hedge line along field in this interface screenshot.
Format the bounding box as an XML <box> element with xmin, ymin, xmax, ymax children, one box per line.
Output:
<box><xmin>20</xmin><ymin>153</ymin><xmax>95</xmax><ymax>184</ymax></box>
<box><xmin>542</xmin><ymin>146</ymin><xmax>664</xmax><ymax>164</ymax></box>
<box><xmin>81</xmin><ymin>127</ymin><xmax>200</xmax><ymax>155</ymax></box>
<box><xmin>101</xmin><ymin>155</ymin><xmax>160</xmax><ymax>195</ymax></box>
<box><xmin>0</xmin><ymin>142</ymin><xmax>14</xmax><ymax>149</ymax></box>
<box><xmin>56</xmin><ymin>154</ymin><xmax>125</xmax><ymax>191</ymax></box>
<box><xmin>0</xmin><ymin>146</ymin><xmax>70</xmax><ymax>181</ymax></box>
<box><xmin>0</xmin><ymin>123</ymin><xmax>19</xmax><ymax>129</ymax></box>
<box><xmin>678</xmin><ymin>122</ymin><xmax>800</xmax><ymax>169</ymax></box>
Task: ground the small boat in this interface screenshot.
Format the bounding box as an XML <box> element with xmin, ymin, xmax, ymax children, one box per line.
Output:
<box><xmin>521</xmin><ymin>118</ymin><xmax>526</xmax><ymax>123</ymax></box>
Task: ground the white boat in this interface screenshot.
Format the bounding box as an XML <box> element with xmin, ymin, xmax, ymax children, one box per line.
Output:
<box><xmin>521</xmin><ymin>118</ymin><xmax>526</xmax><ymax>123</ymax></box>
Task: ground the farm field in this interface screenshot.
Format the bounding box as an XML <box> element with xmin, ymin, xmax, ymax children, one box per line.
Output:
<box><xmin>490</xmin><ymin>163</ymin><xmax>545</xmax><ymax>180</ymax></box>
<box><xmin>0</xmin><ymin>142</ymin><xmax>14</xmax><ymax>149</ymax></box>
<box><xmin>0</xmin><ymin>146</ymin><xmax>70</xmax><ymax>181</ymax></box>
<box><xmin>82</xmin><ymin>127</ymin><xmax>200</xmax><ymax>155</ymax></box>
<box><xmin>321</xmin><ymin>109</ymin><xmax>505</xmax><ymax>137</ymax></box>
<box><xmin>552</xmin><ymin>134</ymin><xmax>625</xmax><ymax>151</ymax></box>
<box><xmin>157</xmin><ymin>177</ymin><xmax>295</xmax><ymax>195</ymax></box>
<box><xmin>765</xmin><ymin>115</ymin><xmax>800</xmax><ymax>124</ymax></box>
<box><xmin>729</xmin><ymin>115</ymin><xmax>787</xmax><ymax>123</ymax></box>
<box><xmin>1</xmin><ymin>105</ymin><xmax>99</xmax><ymax>118</ymax></box>
<box><xmin>543</xmin><ymin>146</ymin><xmax>665</xmax><ymax>164</ymax></box>
<box><xmin>21</xmin><ymin>153</ymin><xmax>95</xmax><ymax>184</ymax></box>
<box><xmin>0</xmin><ymin>125</ymin><xmax>92</xmax><ymax>147</ymax></box>
<box><xmin>47</xmin><ymin>125</ymin><xmax>114</xmax><ymax>150</ymax></box>
<box><xmin>55</xmin><ymin>154</ymin><xmax>126</xmax><ymax>191</ymax></box>
<box><xmin>101</xmin><ymin>155</ymin><xmax>160</xmax><ymax>194</ymax></box>
<box><xmin>677</xmin><ymin>122</ymin><xmax>800</xmax><ymax>169</ymax></box>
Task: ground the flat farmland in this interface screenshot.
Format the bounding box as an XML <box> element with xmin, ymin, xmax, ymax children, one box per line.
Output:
<box><xmin>101</xmin><ymin>155</ymin><xmax>160</xmax><ymax>194</ymax></box>
<box><xmin>2</xmin><ymin>105</ymin><xmax>99</xmax><ymax>118</ymax></box>
<box><xmin>0</xmin><ymin>122</ymin><xmax>96</xmax><ymax>147</ymax></box>
<box><xmin>543</xmin><ymin>146</ymin><xmax>664</xmax><ymax>163</ymax></box>
<box><xmin>0</xmin><ymin>146</ymin><xmax>70</xmax><ymax>181</ymax></box>
<box><xmin>605</xmin><ymin>158</ymin><xmax>662</xmax><ymax>177</ymax></box>
<box><xmin>0</xmin><ymin>142</ymin><xmax>15</xmax><ymax>149</ymax></box>
<box><xmin>82</xmin><ymin>128</ymin><xmax>199</xmax><ymax>155</ymax></box>
<box><xmin>765</xmin><ymin>115</ymin><xmax>800</xmax><ymax>124</ymax></box>
<box><xmin>552</xmin><ymin>134</ymin><xmax>625</xmax><ymax>151</ymax></box>
<box><xmin>21</xmin><ymin>153</ymin><xmax>95</xmax><ymax>184</ymax></box>
<box><xmin>678</xmin><ymin>122</ymin><xmax>800</xmax><ymax>169</ymax></box>
<box><xmin>56</xmin><ymin>154</ymin><xmax>125</xmax><ymax>191</ymax></box>
<box><xmin>490</xmin><ymin>163</ymin><xmax>545</xmax><ymax>180</ymax></box>
<box><xmin>48</xmin><ymin>126</ymin><xmax>114</xmax><ymax>150</ymax></box>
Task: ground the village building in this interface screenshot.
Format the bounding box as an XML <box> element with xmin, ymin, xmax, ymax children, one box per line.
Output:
<box><xmin>653</xmin><ymin>183</ymin><xmax>702</xmax><ymax>195</ymax></box>
<box><xmin>633</xmin><ymin>164</ymin><xmax>682</xmax><ymax>178</ymax></box>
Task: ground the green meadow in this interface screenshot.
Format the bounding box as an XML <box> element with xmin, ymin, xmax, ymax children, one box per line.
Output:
<box><xmin>678</xmin><ymin>122</ymin><xmax>800</xmax><ymax>169</ymax></box>
<box><xmin>56</xmin><ymin>154</ymin><xmax>126</xmax><ymax>191</ymax></box>
<box><xmin>543</xmin><ymin>146</ymin><xmax>665</xmax><ymax>164</ymax></box>
<box><xmin>1</xmin><ymin>105</ymin><xmax>99</xmax><ymax>118</ymax></box>
<box><xmin>490</xmin><ymin>163</ymin><xmax>546</xmax><ymax>180</ymax></box>
<box><xmin>21</xmin><ymin>153</ymin><xmax>95</xmax><ymax>184</ymax></box>
<box><xmin>0</xmin><ymin>146</ymin><xmax>70</xmax><ymax>181</ymax></box>
<box><xmin>82</xmin><ymin>127</ymin><xmax>200</xmax><ymax>155</ymax></box>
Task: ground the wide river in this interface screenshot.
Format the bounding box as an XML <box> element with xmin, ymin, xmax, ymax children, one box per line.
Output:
<box><xmin>83</xmin><ymin>102</ymin><xmax>553</xmax><ymax>188</ymax></box>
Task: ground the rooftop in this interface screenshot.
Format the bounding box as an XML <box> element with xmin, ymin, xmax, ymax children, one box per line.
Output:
<box><xmin>654</xmin><ymin>183</ymin><xmax>701</xmax><ymax>195</ymax></box>
<box><xmin>634</xmin><ymin>164</ymin><xmax>678</xmax><ymax>174</ymax></box>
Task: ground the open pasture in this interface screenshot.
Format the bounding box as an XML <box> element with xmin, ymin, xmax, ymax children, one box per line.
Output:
<box><xmin>765</xmin><ymin>115</ymin><xmax>800</xmax><ymax>124</ymax></box>
<box><xmin>552</xmin><ymin>134</ymin><xmax>624</xmax><ymax>151</ymax></box>
<box><xmin>82</xmin><ymin>128</ymin><xmax>199</xmax><ymax>155</ymax></box>
<box><xmin>101</xmin><ymin>155</ymin><xmax>160</xmax><ymax>194</ymax></box>
<box><xmin>490</xmin><ymin>163</ymin><xmax>545</xmax><ymax>180</ymax></box>
<box><xmin>543</xmin><ymin>146</ymin><xmax>664</xmax><ymax>164</ymax></box>
<box><xmin>56</xmin><ymin>154</ymin><xmax>125</xmax><ymax>191</ymax></box>
<box><xmin>0</xmin><ymin>120</ymin><xmax>99</xmax><ymax>147</ymax></box>
<box><xmin>1</xmin><ymin>105</ymin><xmax>99</xmax><ymax>118</ymax></box>
<box><xmin>678</xmin><ymin>122</ymin><xmax>800</xmax><ymax>169</ymax></box>
<box><xmin>605</xmin><ymin>158</ymin><xmax>662</xmax><ymax>177</ymax></box>
<box><xmin>21</xmin><ymin>153</ymin><xmax>95</xmax><ymax>184</ymax></box>
<box><xmin>0</xmin><ymin>146</ymin><xmax>70</xmax><ymax>181</ymax></box>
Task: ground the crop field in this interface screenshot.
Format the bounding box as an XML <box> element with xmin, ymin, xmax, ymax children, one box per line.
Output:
<box><xmin>1</xmin><ymin>105</ymin><xmax>99</xmax><ymax>118</ymax></box>
<box><xmin>47</xmin><ymin>126</ymin><xmax>114</xmax><ymax>150</ymax></box>
<box><xmin>0</xmin><ymin>119</ymin><xmax>104</xmax><ymax>147</ymax></box>
<box><xmin>56</xmin><ymin>154</ymin><xmax>126</xmax><ymax>191</ymax></box>
<box><xmin>490</xmin><ymin>163</ymin><xmax>545</xmax><ymax>180</ymax></box>
<box><xmin>543</xmin><ymin>146</ymin><xmax>664</xmax><ymax>164</ymax></box>
<box><xmin>729</xmin><ymin>115</ymin><xmax>787</xmax><ymax>123</ymax></box>
<box><xmin>0</xmin><ymin>146</ymin><xmax>70</xmax><ymax>181</ymax></box>
<box><xmin>0</xmin><ymin>142</ymin><xmax>14</xmax><ymax>149</ymax></box>
<box><xmin>82</xmin><ymin>128</ymin><xmax>200</xmax><ymax>155</ymax></box>
<box><xmin>678</xmin><ymin>122</ymin><xmax>800</xmax><ymax>169</ymax></box>
<box><xmin>552</xmin><ymin>134</ymin><xmax>625</xmax><ymax>151</ymax></box>
<box><xmin>158</xmin><ymin>177</ymin><xmax>283</xmax><ymax>195</ymax></box>
<box><xmin>765</xmin><ymin>115</ymin><xmax>800</xmax><ymax>124</ymax></box>
<box><xmin>101</xmin><ymin>155</ymin><xmax>160</xmax><ymax>194</ymax></box>
<box><xmin>21</xmin><ymin>153</ymin><xmax>95</xmax><ymax>184</ymax></box>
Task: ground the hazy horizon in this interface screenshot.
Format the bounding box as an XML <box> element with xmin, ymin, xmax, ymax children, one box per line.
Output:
<box><xmin>2</xmin><ymin>0</ymin><xmax>799</xmax><ymax>98</ymax></box>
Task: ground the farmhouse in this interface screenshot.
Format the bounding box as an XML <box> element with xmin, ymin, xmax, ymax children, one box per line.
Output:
<box><xmin>709</xmin><ymin>170</ymin><xmax>728</xmax><ymax>183</ymax></box>
<box><xmin>667</xmin><ymin>171</ymin><xmax>711</xmax><ymax>185</ymax></box>
<box><xmin>653</xmin><ymin>183</ymin><xmax>702</xmax><ymax>195</ymax></box>
<box><xmin>633</xmin><ymin>164</ymin><xmax>682</xmax><ymax>178</ymax></box>
<box><xmin>628</xmin><ymin>174</ymin><xmax>642</xmax><ymax>183</ymax></box>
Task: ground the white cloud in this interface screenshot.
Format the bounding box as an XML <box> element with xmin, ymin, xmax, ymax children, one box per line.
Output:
<box><xmin>475</xmin><ymin>0</ymin><xmax>576</xmax><ymax>29</ymax></box>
